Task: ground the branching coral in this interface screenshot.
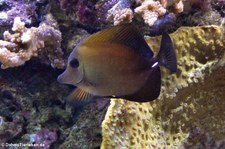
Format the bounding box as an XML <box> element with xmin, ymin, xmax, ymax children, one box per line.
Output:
<box><xmin>135</xmin><ymin>0</ymin><xmax>183</xmax><ymax>26</ymax></box>
<box><xmin>106</xmin><ymin>0</ymin><xmax>133</xmax><ymax>25</ymax></box>
<box><xmin>107</xmin><ymin>8</ymin><xmax>133</xmax><ymax>26</ymax></box>
<box><xmin>59</xmin><ymin>0</ymin><xmax>184</xmax><ymax>27</ymax></box>
<box><xmin>0</xmin><ymin>16</ymin><xmax>65</xmax><ymax>69</ymax></box>
<box><xmin>96</xmin><ymin>0</ymin><xmax>133</xmax><ymax>25</ymax></box>
<box><xmin>134</xmin><ymin>0</ymin><xmax>167</xmax><ymax>26</ymax></box>
<box><xmin>101</xmin><ymin>25</ymin><xmax>225</xmax><ymax>148</ymax></box>
<box><xmin>160</xmin><ymin>0</ymin><xmax>183</xmax><ymax>13</ymax></box>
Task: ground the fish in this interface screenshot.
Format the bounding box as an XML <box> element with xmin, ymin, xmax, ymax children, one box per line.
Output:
<box><xmin>57</xmin><ymin>24</ymin><xmax>177</xmax><ymax>102</ymax></box>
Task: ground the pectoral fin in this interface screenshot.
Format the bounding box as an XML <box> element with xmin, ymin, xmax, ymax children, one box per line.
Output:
<box><xmin>67</xmin><ymin>88</ymin><xmax>94</xmax><ymax>101</ymax></box>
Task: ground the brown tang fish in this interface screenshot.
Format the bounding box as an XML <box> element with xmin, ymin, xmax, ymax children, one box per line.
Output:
<box><xmin>57</xmin><ymin>24</ymin><xmax>177</xmax><ymax>102</ymax></box>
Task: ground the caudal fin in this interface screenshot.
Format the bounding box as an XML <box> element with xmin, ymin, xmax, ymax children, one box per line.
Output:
<box><xmin>157</xmin><ymin>32</ymin><xmax>177</xmax><ymax>72</ymax></box>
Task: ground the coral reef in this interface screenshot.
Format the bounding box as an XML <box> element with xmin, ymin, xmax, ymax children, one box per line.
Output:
<box><xmin>0</xmin><ymin>62</ymin><xmax>69</xmax><ymax>148</ymax></box>
<box><xmin>185</xmin><ymin>11</ymin><xmax>222</xmax><ymax>26</ymax></box>
<box><xmin>55</xmin><ymin>0</ymin><xmax>224</xmax><ymax>40</ymax></box>
<box><xmin>58</xmin><ymin>99</ymin><xmax>109</xmax><ymax>149</ymax></box>
<box><xmin>30</xmin><ymin>129</ymin><xmax>57</xmax><ymax>149</ymax></box>
<box><xmin>0</xmin><ymin>0</ymin><xmax>38</xmax><ymax>34</ymax></box>
<box><xmin>101</xmin><ymin>25</ymin><xmax>225</xmax><ymax>148</ymax></box>
<box><xmin>55</xmin><ymin>0</ymin><xmax>224</xmax><ymax>36</ymax></box>
<box><xmin>58</xmin><ymin>0</ymin><xmax>182</xmax><ymax>27</ymax></box>
<box><xmin>59</xmin><ymin>0</ymin><xmax>98</xmax><ymax>25</ymax></box>
<box><xmin>134</xmin><ymin>0</ymin><xmax>167</xmax><ymax>26</ymax></box>
<box><xmin>183</xmin><ymin>0</ymin><xmax>212</xmax><ymax>12</ymax></box>
<box><xmin>0</xmin><ymin>115</ymin><xmax>24</xmax><ymax>144</ymax></box>
<box><xmin>107</xmin><ymin>7</ymin><xmax>133</xmax><ymax>26</ymax></box>
<box><xmin>211</xmin><ymin>0</ymin><xmax>225</xmax><ymax>17</ymax></box>
<box><xmin>175</xmin><ymin>0</ymin><xmax>224</xmax><ymax>27</ymax></box>
<box><xmin>0</xmin><ymin>16</ymin><xmax>65</xmax><ymax>69</ymax></box>
<box><xmin>0</xmin><ymin>0</ymin><xmax>224</xmax><ymax>148</ymax></box>
<box><xmin>134</xmin><ymin>0</ymin><xmax>183</xmax><ymax>26</ymax></box>
<box><xmin>104</xmin><ymin>0</ymin><xmax>133</xmax><ymax>25</ymax></box>
<box><xmin>0</xmin><ymin>61</ymin><xmax>108</xmax><ymax>148</ymax></box>
<box><xmin>160</xmin><ymin>0</ymin><xmax>184</xmax><ymax>13</ymax></box>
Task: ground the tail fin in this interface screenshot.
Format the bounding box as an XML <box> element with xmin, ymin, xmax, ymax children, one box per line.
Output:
<box><xmin>157</xmin><ymin>32</ymin><xmax>177</xmax><ymax>72</ymax></box>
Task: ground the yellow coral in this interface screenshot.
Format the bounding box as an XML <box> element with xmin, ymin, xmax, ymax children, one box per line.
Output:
<box><xmin>101</xmin><ymin>25</ymin><xmax>225</xmax><ymax>148</ymax></box>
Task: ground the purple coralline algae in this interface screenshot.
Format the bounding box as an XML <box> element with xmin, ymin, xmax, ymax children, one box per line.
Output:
<box><xmin>59</xmin><ymin>0</ymin><xmax>98</xmax><ymax>25</ymax></box>
<box><xmin>30</xmin><ymin>129</ymin><xmax>57</xmax><ymax>149</ymax></box>
<box><xmin>0</xmin><ymin>0</ymin><xmax>37</xmax><ymax>33</ymax></box>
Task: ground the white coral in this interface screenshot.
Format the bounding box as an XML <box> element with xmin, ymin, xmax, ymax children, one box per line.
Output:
<box><xmin>134</xmin><ymin>0</ymin><xmax>183</xmax><ymax>26</ymax></box>
<box><xmin>107</xmin><ymin>1</ymin><xmax>133</xmax><ymax>25</ymax></box>
<box><xmin>135</xmin><ymin>0</ymin><xmax>167</xmax><ymax>26</ymax></box>
<box><xmin>113</xmin><ymin>8</ymin><xmax>133</xmax><ymax>25</ymax></box>
<box><xmin>0</xmin><ymin>17</ymin><xmax>65</xmax><ymax>69</ymax></box>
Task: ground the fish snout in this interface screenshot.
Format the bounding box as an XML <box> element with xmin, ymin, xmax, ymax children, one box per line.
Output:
<box><xmin>57</xmin><ymin>69</ymin><xmax>82</xmax><ymax>85</ymax></box>
<box><xmin>57</xmin><ymin>71</ymin><xmax>70</xmax><ymax>84</ymax></box>
<box><xmin>57</xmin><ymin>75</ymin><xmax>63</xmax><ymax>83</ymax></box>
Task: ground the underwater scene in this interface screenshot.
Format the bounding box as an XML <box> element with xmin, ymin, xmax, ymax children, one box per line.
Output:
<box><xmin>0</xmin><ymin>0</ymin><xmax>224</xmax><ymax>149</ymax></box>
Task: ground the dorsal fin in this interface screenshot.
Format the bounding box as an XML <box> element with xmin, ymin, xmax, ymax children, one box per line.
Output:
<box><xmin>67</xmin><ymin>88</ymin><xmax>94</xmax><ymax>101</ymax></box>
<box><xmin>82</xmin><ymin>24</ymin><xmax>154</xmax><ymax>59</ymax></box>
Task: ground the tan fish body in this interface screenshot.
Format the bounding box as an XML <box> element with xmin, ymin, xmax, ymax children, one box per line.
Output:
<box><xmin>58</xmin><ymin>24</ymin><xmax>177</xmax><ymax>102</ymax></box>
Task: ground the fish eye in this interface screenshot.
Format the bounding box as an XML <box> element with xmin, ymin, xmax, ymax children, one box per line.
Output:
<box><xmin>69</xmin><ymin>58</ymin><xmax>79</xmax><ymax>68</ymax></box>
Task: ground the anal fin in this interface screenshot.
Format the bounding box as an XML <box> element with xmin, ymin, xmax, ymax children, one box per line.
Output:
<box><xmin>67</xmin><ymin>88</ymin><xmax>94</xmax><ymax>101</ymax></box>
<box><xmin>121</xmin><ymin>67</ymin><xmax>161</xmax><ymax>102</ymax></box>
